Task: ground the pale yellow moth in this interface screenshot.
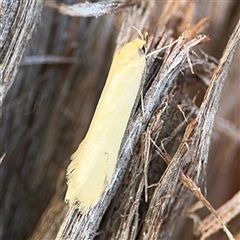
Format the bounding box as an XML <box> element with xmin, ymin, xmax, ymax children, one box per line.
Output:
<box><xmin>65</xmin><ymin>29</ymin><xmax>147</xmax><ymax>213</ymax></box>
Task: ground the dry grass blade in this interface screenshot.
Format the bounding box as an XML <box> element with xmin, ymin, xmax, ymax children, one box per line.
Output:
<box><xmin>21</xmin><ymin>55</ymin><xmax>77</xmax><ymax>65</ymax></box>
<box><xmin>181</xmin><ymin>174</ymin><xmax>235</xmax><ymax>240</ymax></box>
<box><xmin>194</xmin><ymin>190</ymin><xmax>240</xmax><ymax>239</ymax></box>
<box><xmin>45</xmin><ymin>1</ymin><xmax>134</xmax><ymax>17</ymax></box>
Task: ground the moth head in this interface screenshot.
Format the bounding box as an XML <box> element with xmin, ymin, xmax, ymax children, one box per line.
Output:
<box><xmin>116</xmin><ymin>29</ymin><xmax>146</xmax><ymax>65</ymax></box>
<box><xmin>117</xmin><ymin>38</ymin><xmax>146</xmax><ymax>65</ymax></box>
<box><xmin>131</xmin><ymin>25</ymin><xmax>148</xmax><ymax>55</ymax></box>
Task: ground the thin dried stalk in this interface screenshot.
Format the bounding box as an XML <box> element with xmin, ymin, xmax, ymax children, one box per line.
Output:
<box><xmin>190</xmin><ymin>190</ymin><xmax>240</xmax><ymax>240</ymax></box>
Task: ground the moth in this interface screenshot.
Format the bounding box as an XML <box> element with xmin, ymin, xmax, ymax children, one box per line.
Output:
<box><xmin>65</xmin><ymin>29</ymin><xmax>147</xmax><ymax>213</ymax></box>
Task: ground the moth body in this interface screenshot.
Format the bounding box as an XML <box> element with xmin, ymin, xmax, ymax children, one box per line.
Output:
<box><xmin>65</xmin><ymin>37</ymin><xmax>146</xmax><ymax>213</ymax></box>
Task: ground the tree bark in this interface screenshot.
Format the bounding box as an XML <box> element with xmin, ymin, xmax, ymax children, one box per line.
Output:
<box><xmin>1</xmin><ymin>1</ymin><xmax>239</xmax><ymax>240</ymax></box>
<box><xmin>0</xmin><ymin>0</ymin><xmax>42</xmax><ymax>107</ymax></box>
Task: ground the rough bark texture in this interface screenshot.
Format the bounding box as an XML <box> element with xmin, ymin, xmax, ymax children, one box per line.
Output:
<box><xmin>0</xmin><ymin>0</ymin><xmax>43</xmax><ymax>107</ymax></box>
<box><xmin>1</xmin><ymin>1</ymin><xmax>239</xmax><ymax>240</ymax></box>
